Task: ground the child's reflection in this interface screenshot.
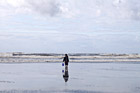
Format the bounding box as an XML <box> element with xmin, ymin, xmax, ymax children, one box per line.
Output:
<box><xmin>62</xmin><ymin>66</ymin><xmax>69</xmax><ymax>82</ymax></box>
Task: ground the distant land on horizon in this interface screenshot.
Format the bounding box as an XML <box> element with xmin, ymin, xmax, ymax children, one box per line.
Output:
<box><xmin>0</xmin><ymin>52</ymin><xmax>140</xmax><ymax>57</ymax></box>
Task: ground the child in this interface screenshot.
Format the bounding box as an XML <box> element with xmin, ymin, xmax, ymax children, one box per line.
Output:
<box><xmin>63</xmin><ymin>54</ymin><xmax>69</xmax><ymax>68</ymax></box>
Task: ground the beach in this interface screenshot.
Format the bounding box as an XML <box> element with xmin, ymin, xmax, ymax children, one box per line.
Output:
<box><xmin>0</xmin><ymin>53</ymin><xmax>140</xmax><ymax>93</ymax></box>
<box><xmin>0</xmin><ymin>62</ymin><xmax>140</xmax><ymax>93</ymax></box>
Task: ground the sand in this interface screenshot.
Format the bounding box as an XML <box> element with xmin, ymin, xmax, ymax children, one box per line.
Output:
<box><xmin>0</xmin><ymin>62</ymin><xmax>140</xmax><ymax>93</ymax></box>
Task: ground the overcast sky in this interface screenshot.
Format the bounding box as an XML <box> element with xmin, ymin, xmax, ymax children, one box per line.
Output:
<box><xmin>0</xmin><ymin>0</ymin><xmax>140</xmax><ymax>53</ymax></box>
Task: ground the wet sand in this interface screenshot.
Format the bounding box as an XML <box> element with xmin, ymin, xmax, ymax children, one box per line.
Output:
<box><xmin>0</xmin><ymin>62</ymin><xmax>140</xmax><ymax>93</ymax></box>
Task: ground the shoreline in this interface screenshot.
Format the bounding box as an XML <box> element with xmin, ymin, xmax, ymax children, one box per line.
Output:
<box><xmin>0</xmin><ymin>52</ymin><xmax>140</xmax><ymax>63</ymax></box>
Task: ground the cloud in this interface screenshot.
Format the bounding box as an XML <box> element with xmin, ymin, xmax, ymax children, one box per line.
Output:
<box><xmin>68</xmin><ymin>0</ymin><xmax>140</xmax><ymax>21</ymax></box>
<box><xmin>25</xmin><ymin>0</ymin><xmax>61</xmax><ymax>16</ymax></box>
<box><xmin>0</xmin><ymin>0</ymin><xmax>140</xmax><ymax>20</ymax></box>
<box><xmin>0</xmin><ymin>0</ymin><xmax>73</xmax><ymax>17</ymax></box>
<box><xmin>98</xmin><ymin>0</ymin><xmax>140</xmax><ymax>20</ymax></box>
<box><xmin>112</xmin><ymin>0</ymin><xmax>140</xmax><ymax>20</ymax></box>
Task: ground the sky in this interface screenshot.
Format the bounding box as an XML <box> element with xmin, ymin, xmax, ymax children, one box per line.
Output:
<box><xmin>0</xmin><ymin>0</ymin><xmax>140</xmax><ymax>53</ymax></box>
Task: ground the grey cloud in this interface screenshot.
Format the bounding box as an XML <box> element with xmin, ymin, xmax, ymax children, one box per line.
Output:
<box><xmin>1</xmin><ymin>0</ymin><xmax>140</xmax><ymax>20</ymax></box>
<box><xmin>25</xmin><ymin>0</ymin><xmax>62</xmax><ymax>16</ymax></box>
<box><xmin>0</xmin><ymin>0</ymin><xmax>64</xmax><ymax>17</ymax></box>
<box><xmin>2</xmin><ymin>0</ymin><xmax>140</xmax><ymax>20</ymax></box>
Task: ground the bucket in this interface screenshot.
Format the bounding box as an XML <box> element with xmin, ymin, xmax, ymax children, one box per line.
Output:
<box><xmin>62</xmin><ymin>62</ymin><xmax>64</xmax><ymax>66</ymax></box>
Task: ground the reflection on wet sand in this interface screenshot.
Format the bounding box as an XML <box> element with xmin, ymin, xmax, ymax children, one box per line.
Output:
<box><xmin>0</xmin><ymin>89</ymin><xmax>105</xmax><ymax>93</ymax></box>
<box><xmin>0</xmin><ymin>63</ymin><xmax>140</xmax><ymax>93</ymax></box>
<box><xmin>62</xmin><ymin>66</ymin><xmax>69</xmax><ymax>82</ymax></box>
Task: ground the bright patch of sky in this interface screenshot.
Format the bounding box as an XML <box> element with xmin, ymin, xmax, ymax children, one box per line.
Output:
<box><xmin>0</xmin><ymin>0</ymin><xmax>140</xmax><ymax>53</ymax></box>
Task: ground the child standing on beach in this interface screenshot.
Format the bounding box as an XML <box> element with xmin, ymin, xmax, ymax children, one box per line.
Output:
<box><xmin>63</xmin><ymin>54</ymin><xmax>69</xmax><ymax>68</ymax></box>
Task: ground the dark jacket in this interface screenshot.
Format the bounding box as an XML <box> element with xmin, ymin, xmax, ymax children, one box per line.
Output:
<box><xmin>63</xmin><ymin>56</ymin><xmax>69</xmax><ymax>65</ymax></box>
